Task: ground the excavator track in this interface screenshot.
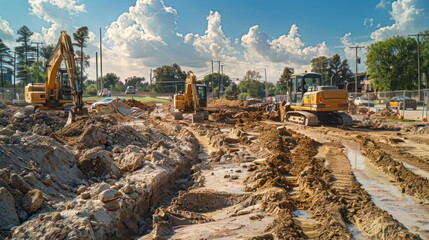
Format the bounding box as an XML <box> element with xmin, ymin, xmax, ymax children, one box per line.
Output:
<box><xmin>285</xmin><ymin>111</ymin><xmax>319</xmax><ymax>126</ymax></box>
<box><xmin>285</xmin><ymin>111</ymin><xmax>353</xmax><ymax>127</ymax></box>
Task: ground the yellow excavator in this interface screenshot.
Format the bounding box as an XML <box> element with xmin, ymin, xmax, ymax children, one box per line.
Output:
<box><xmin>24</xmin><ymin>31</ymin><xmax>87</xmax><ymax>124</ymax></box>
<box><xmin>278</xmin><ymin>72</ymin><xmax>352</xmax><ymax>126</ymax></box>
<box><xmin>172</xmin><ymin>71</ymin><xmax>208</xmax><ymax>123</ymax></box>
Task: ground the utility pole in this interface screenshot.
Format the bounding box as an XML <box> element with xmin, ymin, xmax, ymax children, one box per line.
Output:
<box><xmin>96</xmin><ymin>52</ymin><xmax>98</xmax><ymax>92</ymax></box>
<box><xmin>264</xmin><ymin>68</ymin><xmax>268</xmax><ymax>102</ymax></box>
<box><xmin>211</xmin><ymin>60</ymin><xmax>214</xmax><ymax>98</ymax></box>
<box><xmin>221</xmin><ymin>64</ymin><xmax>226</xmax><ymax>97</ymax></box>
<box><xmin>409</xmin><ymin>32</ymin><xmax>429</xmax><ymax>100</ymax></box>
<box><xmin>32</xmin><ymin>42</ymin><xmax>44</xmax><ymax>62</ymax></box>
<box><xmin>349</xmin><ymin>46</ymin><xmax>365</xmax><ymax>96</ymax></box>
<box><xmin>0</xmin><ymin>54</ymin><xmax>3</xmax><ymax>100</ymax></box>
<box><xmin>218</xmin><ymin>61</ymin><xmax>221</xmax><ymax>98</ymax></box>
<box><xmin>99</xmin><ymin>28</ymin><xmax>103</xmax><ymax>79</ymax></box>
<box><xmin>12</xmin><ymin>51</ymin><xmax>16</xmax><ymax>98</ymax></box>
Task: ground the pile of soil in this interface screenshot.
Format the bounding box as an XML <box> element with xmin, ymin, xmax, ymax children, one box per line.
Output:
<box><xmin>208</xmin><ymin>98</ymin><xmax>244</xmax><ymax>108</ymax></box>
<box><xmin>123</xmin><ymin>99</ymin><xmax>156</xmax><ymax>112</ymax></box>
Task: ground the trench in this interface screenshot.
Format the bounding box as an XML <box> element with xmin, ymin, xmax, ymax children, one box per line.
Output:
<box><xmin>344</xmin><ymin>142</ymin><xmax>429</xmax><ymax>239</ymax></box>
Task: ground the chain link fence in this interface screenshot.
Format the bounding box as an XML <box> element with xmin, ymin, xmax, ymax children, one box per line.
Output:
<box><xmin>350</xmin><ymin>89</ymin><xmax>429</xmax><ymax>120</ymax></box>
<box><xmin>0</xmin><ymin>87</ymin><xmax>24</xmax><ymax>102</ymax></box>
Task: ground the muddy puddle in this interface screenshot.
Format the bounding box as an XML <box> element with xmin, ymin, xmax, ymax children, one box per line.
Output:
<box><xmin>401</xmin><ymin>162</ymin><xmax>429</xmax><ymax>180</ymax></box>
<box><xmin>344</xmin><ymin>142</ymin><xmax>429</xmax><ymax>238</ymax></box>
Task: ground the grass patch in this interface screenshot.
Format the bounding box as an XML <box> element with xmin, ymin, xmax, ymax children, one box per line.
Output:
<box><xmin>83</xmin><ymin>96</ymin><xmax>169</xmax><ymax>103</ymax></box>
<box><xmin>382</xmin><ymin>118</ymin><xmax>417</xmax><ymax>122</ymax></box>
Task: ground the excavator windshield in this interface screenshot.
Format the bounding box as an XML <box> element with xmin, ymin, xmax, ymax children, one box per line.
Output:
<box><xmin>289</xmin><ymin>73</ymin><xmax>321</xmax><ymax>103</ymax></box>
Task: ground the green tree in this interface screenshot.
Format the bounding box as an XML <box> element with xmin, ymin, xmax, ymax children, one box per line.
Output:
<box><xmin>40</xmin><ymin>44</ymin><xmax>55</xmax><ymax>72</ymax></box>
<box><xmin>15</xmin><ymin>26</ymin><xmax>37</xmax><ymax>84</ymax></box>
<box><xmin>24</xmin><ymin>61</ymin><xmax>46</xmax><ymax>83</ymax></box>
<box><xmin>201</xmin><ymin>73</ymin><xmax>231</xmax><ymax>94</ymax></box>
<box><xmin>73</xmin><ymin>26</ymin><xmax>90</xmax><ymax>90</ymax></box>
<box><xmin>327</xmin><ymin>54</ymin><xmax>352</xmax><ymax>85</ymax></box>
<box><xmin>0</xmin><ymin>39</ymin><xmax>14</xmax><ymax>87</ymax></box>
<box><xmin>125</xmin><ymin>76</ymin><xmax>145</xmax><ymax>89</ymax></box>
<box><xmin>366</xmin><ymin>36</ymin><xmax>417</xmax><ymax>91</ymax></box>
<box><xmin>311</xmin><ymin>56</ymin><xmax>329</xmax><ymax>83</ymax></box>
<box><xmin>419</xmin><ymin>31</ymin><xmax>429</xmax><ymax>88</ymax></box>
<box><xmin>101</xmin><ymin>73</ymin><xmax>120</xmax><ymax>89</ymax></box>
<box><xmin>153</xmin><ymin>64</ymin><xmax>187</xmax><ymax>93</ymax></box>
<box><xmin>276</xmin><ymin>66</ymin><xmax>294</xmax><ymax>95</ymax></box>
<box><xmin>224</xmin><ymin>82</ymin><xmax>238</xmax><ymax>98</ymax></box>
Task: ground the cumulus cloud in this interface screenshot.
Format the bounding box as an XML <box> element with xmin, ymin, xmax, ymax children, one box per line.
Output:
<box><xmin>340</xmin><ymin>33</ymin><xmax>369</xmax><ymax>73</ymax></box>
<box><xmin>371</xmin><ymin>0</ymin><xmax>428</xmax><ymax>41</ymax></box>
<box><xmin>28</xmin><ymin>0</ymin><xmax>86</xmax><ymax>43</ymax></box>
<box><xmin>241</xmin><ymin>24</ymin><xmax>329</xmax><ymax>65</ymax></box>
<box><xmin>0</xmin><ymin>16</ymin><xmax>15</xmax><ymax>46</ymax></box>
<box><xmin>105</xmin><ymin>0</ymin><xmax>237</xmax><ymax>69</ymax></box>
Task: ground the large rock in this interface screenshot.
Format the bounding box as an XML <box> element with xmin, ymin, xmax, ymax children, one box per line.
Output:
<box><xmin>10</xmin><ymin>173</ymin><xmax>32</xmax><ymax>193</ymax></box>
<box><xmin>99</xmin><ymin>189</ymin><xmax>122</xmax><ymax>203</ymax></box>
<box><xmin>0</xmin><ymin>187</ymin><xmax>20</xmax><ymax>230</ymax></box>
<box><xmin>118</xmin><ymin>152</ymin><xmax>145</xmax><ymax>172</ymax></box>
<box><xmin>22</xmin><ymin>189</ymin><xmax>44</xmax><ymax>215</ymax></box>
<box><xmin>80</xmin><ymin>125</ymin><xmax>108</xmax><ymax>148</ymax></box>
<box><xmin>77</xmin><ymin>148</ymin><xmax>120</xmax><ymax>178</ymax></box>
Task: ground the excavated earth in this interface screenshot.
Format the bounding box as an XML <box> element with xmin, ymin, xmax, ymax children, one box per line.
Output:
<box><xmin>0</xmin><ymin>100</ymin><xmax>428</xmax><ymax>239</ymax></box>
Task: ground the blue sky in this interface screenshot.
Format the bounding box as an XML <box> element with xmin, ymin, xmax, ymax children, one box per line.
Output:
<box><xmin>0</xmin><ymin>0</ymin><xmax>428</xmax><ymax>82</ymax></box>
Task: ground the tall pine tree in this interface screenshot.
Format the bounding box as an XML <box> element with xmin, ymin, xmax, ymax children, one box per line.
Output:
<box><xmin>15</xmin><ymin>26</ymin><xmax>37</xmax><ymax>85</ymax></box>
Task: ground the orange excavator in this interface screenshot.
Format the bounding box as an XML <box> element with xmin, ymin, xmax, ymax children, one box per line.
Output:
<box><xmin>278</xmin><ymin>72</ymin><xmax>352</xmax><ymax>126</ymax></box>
<box><xmin>24</xmin><ymin>31</ymin><xmax>87</xmax><ymax>124</ymax></box>
<box><xmin>172</xmin><ymin>71</ymin><xmax>208</xmax><ymax>123</ymax></box>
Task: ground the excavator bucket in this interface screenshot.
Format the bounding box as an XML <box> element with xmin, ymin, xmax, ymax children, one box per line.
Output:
<box><xmin>192</xmin><ymin>113</ymin><xmax>204</xmax><ymax>124</ymax></box>
<box><xmin>66</xmin><ymin>107</ymin><xmax>88</xmax><ymax>126</ymax></box>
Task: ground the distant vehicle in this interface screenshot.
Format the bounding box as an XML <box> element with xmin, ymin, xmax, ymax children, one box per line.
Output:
<box><xmin>388</xmin><ymin>96</ymin><xmax>417</xmax><ymax>110</ymax></box>
<box><xmin>354</xmin><ymin>97</ymin><xmax>374</xmax><ymax>107</ymax></box>
<box><xmin>125</xmin><ymin>86</ymin><xmax>136</xmax><ymax>94</ymax></box>
<box><xmin>90</xmin><ymin>97</ymin><xmax>125</xmax><ymax>110</ymax></box>
<box><xmin>98</xmin><ymin>88</ymin><xmax>111</xmax><ymax>97</ymax></box>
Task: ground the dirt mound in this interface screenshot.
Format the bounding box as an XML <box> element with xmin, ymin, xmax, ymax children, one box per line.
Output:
<box><xmin>371</xmin><ymin>107</ymin><xmax>399</xmax><ymax>118</ymax></box>
<box><xmin>208</xmin><ymin>98</ymin><xmax>244</xmax><ymax>108</ymax></box>
<box><xmin>123</xmin><ymin>99</ymin><xmax>156</xmax><ymax>112</ymax></box>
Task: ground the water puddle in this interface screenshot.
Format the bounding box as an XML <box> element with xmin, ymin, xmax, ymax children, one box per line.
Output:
<box><xmin>198</xmin><ymin>144</ymin><xmax>209</xmax><ymax>163</ymax></box>
<box><xmin>347</xmin><ymin>224</ymin><xmax>366</xmax><ymax>240</ymax></box>
<box><xmin>293</xmin><ymin>210</ymin><xmax>313</xmax><ymax>218</ymax></box>
<box><xmin>402</xmin><ymin>162</ymin><xmax>429</xmax><ymax>180</ymax></box>
<box><xmin>344</xmin><ymin>142</ymin><xmax>429</xmax><ymax>239</ymax></box>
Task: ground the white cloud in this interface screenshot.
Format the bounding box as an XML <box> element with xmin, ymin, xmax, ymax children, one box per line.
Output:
<box><xmin>0</xmin><ymin>16</ymin><xmax>15</xmax><ymax>47</ymax></box>
<box><xmin>364</xmin><ymin>18</ymin><xmax>374</xmax><ymax>27</ymax></box>
<box><xmin>105</xmin><ymin>0</ymin><xmax>237</xmax><ymax>71</ymax></box>
<box><xmin>28</xmin><ymin>0</ymin><xmax>86</xmax><ymax>43</ymax></box>
<box><xmin>340</xmin><ymin>33</ymin><xmax>369</xmax><ymax>73</ymax></box>
<box><xmin>241</xmin><ymin>24</ymin><xmax>329</xmax><ymax>65</ymax></box>
<box><xmin>371</xmin><ymin>0</ymin><xmax>428</xmax><ymax>41</ymax></box>
<box><xmin>376</xmin><ymin>0</ymin><xmax>389</xmax><ymax>9</ymax></box>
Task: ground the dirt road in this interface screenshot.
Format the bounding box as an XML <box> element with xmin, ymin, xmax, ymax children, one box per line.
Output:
<box><xmin>0</xmin><ymin>99</ymin><xmax>428</xmax><ymax>239</ymax></box>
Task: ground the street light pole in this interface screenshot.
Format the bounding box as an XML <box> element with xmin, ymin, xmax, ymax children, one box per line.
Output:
<box><xmin>409</xmin><ymin>32</ymin><xmax>429</xmax><ymax>100</ymax></box>
<box><xmin>0</xmin><ymin>54</ymin><xmax>3</xmax><ymax>100</ymax></box>
<box><xmin>349</xmin><ymin>46</ymin><xmax>364</xmax><ymax>97</ymax></box>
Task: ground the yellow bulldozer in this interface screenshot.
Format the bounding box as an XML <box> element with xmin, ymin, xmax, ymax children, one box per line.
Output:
<box><xmin>24</xmin><ymin>31</ymin><xmax>87</xmax><ymax>124</ymax></box>
<box><xmin>278</xmin><ymin>72</ymin><xmax>352</xmax><ymax>126</ymax></box>
<box><xmin>172</xmin><ymin>71</ymin><xmax>208</xmax><ymax>123</ymax></box>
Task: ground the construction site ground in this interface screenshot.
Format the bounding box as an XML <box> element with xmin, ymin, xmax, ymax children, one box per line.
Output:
<box><xmin>0</xmin><ymin>99</ymin><xmax>428</xmax><ymax>239</ymax></box>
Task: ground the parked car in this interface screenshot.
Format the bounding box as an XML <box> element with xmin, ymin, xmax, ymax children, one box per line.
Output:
<box><xmin>353</xmin><ymin>97</ymin><xmax>374</xmax><ymax>107</ymax></box>
<box><xmin>125</xmin><ymin>86</ymin><xmax>136</xmax><ymax>94</ymax></box>
<box><xmin>98</xmin><ymin>88</ymin><xmax>111</xmax><ymax>97</ymax></box>
<box><xmin>388</xmin><ymin>96</ymin><xmax>417</xmax><ymax>110</ymax></box>
<box><xmin>90</xmin><ymin>97</ymin><xmax>125</xmax><ymax>110</ymax></box>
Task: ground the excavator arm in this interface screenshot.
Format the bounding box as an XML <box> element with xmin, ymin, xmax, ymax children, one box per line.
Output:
<box><xmin>46</xmin><ymin>31</ymin><xmax>84</xmax><ymax>111</ymax></box>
